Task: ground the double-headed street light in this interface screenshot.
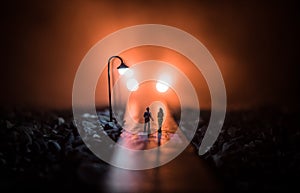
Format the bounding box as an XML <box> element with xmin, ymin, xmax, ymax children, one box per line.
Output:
<box><xmin>107</xmin><ymin>56</ymin><xmax>129</xmax><ymax>122</ymax></box>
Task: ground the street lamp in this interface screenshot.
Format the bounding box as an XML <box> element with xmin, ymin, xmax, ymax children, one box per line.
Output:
<box><xmin>107</xmin><ymin>55</ymin><xmax>129</xmax><ymax>122</ymax></box>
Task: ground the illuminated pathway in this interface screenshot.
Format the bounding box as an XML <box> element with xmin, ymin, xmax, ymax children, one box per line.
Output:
<box><xmin>103</xmin><ymin>110</ymin><xmax>222</xmax><ymax>193</ymax></box>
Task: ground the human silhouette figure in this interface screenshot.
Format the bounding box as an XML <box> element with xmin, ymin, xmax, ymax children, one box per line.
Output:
<box><xmin>157</xmin><ymin>108</ymin><xmax>164</xmax><ymax>134</ymax></box>
<box><xmin>143</xmin><ymin>107</ymin><xmax>153</xmax><ymax>134</ymax></box>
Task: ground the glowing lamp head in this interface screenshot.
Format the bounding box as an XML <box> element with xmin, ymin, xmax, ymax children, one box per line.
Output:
<box><xmin>117</xmin><ymin>62</ymin><xmax>129</xmax><ymax>75</ymax></box>
<box><xmin>156</xmin><ymin>81</ymin><xmax>169</xmax><ymax>93</ymax></box>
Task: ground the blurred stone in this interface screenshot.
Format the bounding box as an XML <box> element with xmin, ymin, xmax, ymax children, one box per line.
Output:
<box><xmin>30</xmin><ymin>141</ymin><xmax>41</xmax><ymax>153</ymax></box>
<box><xmin>48</xmin><ymin>140</ymin><xmax>61</xmax><ymax>153</ymax></box>
<box><xmin>0</xmin><ymin>151</ymin><xmax>6</xmax><ymax>167</ymax></box>
<box><xmin>212</xmin><ymin>154</ymin><xmax>223</xmax><ymax>167</ymax></box>
<box><xmin>222</xmin><ymin>142</ymin><xmax>235</xmax><ymax>152</ymax></box>
<box><xmin>23</xmin><ymin>130</ymin><xmax>33</xmax><ymax>146</ymax></box>
<box><xmin>6</xmin><ymin>120</ymin><xmax>14</xmax><ymax>129</ymax></box>
<box><xmin>82</xmin><ymin>120</ymin><xmax>97</xmax><ymax>129</ymax></box>
<box><xmin>83</xmin><ymin>127</ymin><xmax>96</xmax><ymax>136</ymax></box>
<box><xmin>82</xmin><ymin>113</ymin><xmax>98</xmax><ymax>119</ymax></box>
<box><xmin>66</xmin><ymin>132</ymin><xmax>75</xmax><ymax>144</ymax></box>
<box><xmin>57</xmin><ymin>117</ymin><xmax>65</xmax><ymax>126</ymax></box>
<box><xmin>227</xmin><ymin>126</ymin><xmax>237</xmax><ymax>137</ymax></box>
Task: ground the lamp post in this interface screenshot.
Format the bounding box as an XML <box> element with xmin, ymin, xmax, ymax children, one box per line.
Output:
<box><xmin>107</xmin><ymin>56</ymin><xmax>129</xmax><ymax>122</ymax></box>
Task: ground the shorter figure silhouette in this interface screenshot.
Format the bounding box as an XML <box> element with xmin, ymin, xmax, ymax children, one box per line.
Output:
<box><xmin>157</xmin><ymin>108</ymin><xmax>164</xmax><ymax>134</ymax></box>
<box><xmin>143</xmin><ymin>107</ymin><xmax>153</xmax><ymax>134</ymax></box>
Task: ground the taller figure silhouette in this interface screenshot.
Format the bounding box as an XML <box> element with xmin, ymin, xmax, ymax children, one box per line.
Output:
<box><xmin>143</xmin><ymin>107</ymin><xmax>153</xmax><ymax>135</ymax></box>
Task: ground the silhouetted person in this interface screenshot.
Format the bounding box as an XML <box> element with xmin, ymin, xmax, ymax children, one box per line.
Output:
<box><xmin>144</xmin><ymin>107</ymin><xmax>153</xmax><ymax>134</ymax></box>
<box><xmin>157</xmin><ymin>108</ymin><xmax>164</xmax><ymax>134</ymax></box>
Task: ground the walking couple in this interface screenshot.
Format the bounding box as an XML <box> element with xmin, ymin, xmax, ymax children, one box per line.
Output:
<box><xmin>143</xmin><ymin>107</ymin><xmax>164</xmax><ymax>135</ymax></box>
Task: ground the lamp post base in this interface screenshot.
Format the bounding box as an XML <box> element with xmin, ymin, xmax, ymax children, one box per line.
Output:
<box><xmin>103</xmin><ymin>121</ymin><xmax>123</xmax><ymax>142</ymax></box>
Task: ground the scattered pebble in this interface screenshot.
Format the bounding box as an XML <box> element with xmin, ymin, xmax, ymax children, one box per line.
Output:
<box><xmin>0</xmin><ymin>108</ymin><xmax>298</xmax><ymax>193</ymax></box>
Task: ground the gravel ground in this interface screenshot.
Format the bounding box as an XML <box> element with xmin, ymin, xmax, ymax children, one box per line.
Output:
<box><xmin>0</xmin><ymin>107</ymin><xmax>299</xmax><ymax>193</ymax></box>
<box><xmin>192</xmin><ymin>108</ymin><xmax>300</xmax><ymax>193</ymax></box>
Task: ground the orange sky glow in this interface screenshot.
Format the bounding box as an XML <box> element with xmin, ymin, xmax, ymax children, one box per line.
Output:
<box><xmin>1</xmin><ymin>0</ymin><xmax>298</xmax><ymax>110</ymax></box>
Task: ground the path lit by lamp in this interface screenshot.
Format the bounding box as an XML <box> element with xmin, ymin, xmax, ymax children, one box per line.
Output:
<box><xmin>156</xmin><ymin>81</ymin><xmax>169</xmax><ymax>93</ymax></box>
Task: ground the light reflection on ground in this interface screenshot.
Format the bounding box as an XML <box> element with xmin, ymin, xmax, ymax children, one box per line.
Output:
<box><xmin>102</xmin><ymin>105</ymin><xmax>222</xmax><ymax>193</ymax></box>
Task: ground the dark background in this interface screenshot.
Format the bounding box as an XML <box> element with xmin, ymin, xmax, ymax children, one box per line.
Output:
<box><xmin>0</xmin><ymin>0</ymin><xmax>299</xmax><ymax>110</ymax></box>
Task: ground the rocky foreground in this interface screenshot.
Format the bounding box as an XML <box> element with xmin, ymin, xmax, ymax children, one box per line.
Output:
<box><xmin>0</xmin><ymin>108</ymin><xmax>299</xmax><ymax>193</ymax></box>
<box><xmin>192</xmin><ymin>109</ymin><xmax>299</xmax><ymax>193</ymax></box>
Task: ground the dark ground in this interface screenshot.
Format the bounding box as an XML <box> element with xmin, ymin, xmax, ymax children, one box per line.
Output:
<box><xmin>0</xmin><ymin>107</ymin><xmax>299</xmax><ymax>193</ymax></box>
